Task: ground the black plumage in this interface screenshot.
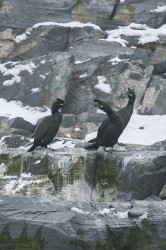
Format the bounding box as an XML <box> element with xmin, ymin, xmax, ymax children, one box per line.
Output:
<box><xmin>85</xmin><ymin>99</ymin><xmax>124</xmax><ymax>150</ymax></box>
<box><xmin>88</xmin><ymin>88</ymin><xmax>136</xmax><ymax>144</ymax></box>
<box><xmin>27</xmin><ymin>98</ymin><xmax>64</xmax><ymax>152</ymax></box>
<box><xmin>117</xmin><ymin>88</ymin><xmax>136</xmax><ymax>130</ymax></box>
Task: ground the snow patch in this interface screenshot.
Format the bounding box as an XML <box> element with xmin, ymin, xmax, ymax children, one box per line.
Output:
<box><xmin>119</xmin><ymin>112</ymin><xmax>166</xmax><ymax>145</ymax></box>
<box><xmin>99</xmin><ymin>208</ymin><xmax>111</xmax><ymax>215</ymax></box>
<box><xmin>0</xmin><ymin>98</ymin><xmax>50</xmax><ymax>124</ymax></box>
<box><xmin>74</xmin><ymin>128</ymin><xmax>80</xmax><ymax>132</ymax></box>
<box><xmin>71</xmin><ymin>207</ymin><xmax>89</xmax><ymax>215</ymax></box>
<box><xmin>48</xmin><ymin>140</ymin><xmax>75</xmax><ymax>150</ymax></box>
<box><xmin>95</xmin><ymin>76</ymin><xmax>111</xmax><ymax>93</ymax></box>
<box><xmin>0</xmin><ymin>61</ymin><xmax>36</xmax><ymax>86</ymax></box>
<box><xmin>33</xmin><ymin>21</ymin><xmax>101</xmax><ymax>30</ymax></box>
<box><xmin>104</xmin><ymin>23</ymin><xmax>166</xmax><ymax>46</ymax></box>
<box><xmin>75</xmin><ymin>59</ymin><xmax>91</xmax><ymax>64</ymax></box>
<box><xmin>79</xmin><ymin>73</ymin><xmax>87</xmax><ymax>78</ymax></box>
<box><xmin>31</xmin><ymin>87</ymin><xmax>41</xmax><ymax>93</ymax></box>
<box><xmin>150</xmin><ymin>6</ymin><xmax>166</xmax><ymax>12</ymax></box>
<box><xmin>85</xmin><ymin>132</ymin><xmax>97</xmax><ymax>142</ymax></box>
<box><xmin>14</xmin><ymin>33</ymin><xmax>27</xmax><ymax>43</ymax></box>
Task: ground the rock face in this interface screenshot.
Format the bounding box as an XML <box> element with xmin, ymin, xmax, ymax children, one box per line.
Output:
<box><xmin>0</xmin><ymin>0</ymin><xmax>166</xmax><ymax>249</ymax></box>
<box><xmin>0</xmin><ymin>195</ymin><xmax>166</xmax><ymax>250</ymax></box>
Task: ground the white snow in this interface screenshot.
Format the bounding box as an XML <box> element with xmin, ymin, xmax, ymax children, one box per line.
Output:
<box><xmin>79</xmin><ymin>73</ymin><xmax>87</xmax><ymax>78</ymax></box>
<box><xmin>99</xmin><ymin>208</ymin><xmax>111</xmax><ymax>215</ymax></box>
<box><xmin>119</xmin><ymin>112</ymin><xmax>166</xmax><ymax>145</ymax></box>
<box><xmin>150</xmin><ymin>6</ymin><xmax>166</xmax><ymax>12</ymax></box>
<box><xmin>34</xmin><ymin>160</ymin><xmax>41</xmax><ymax>165</ymax></box>
<box><xmin>108</xmin><ymin>56</ymin><xmax>128</xmax><ymax>65</ymax></box>
<box><xmin>33</xmin><ymin>21</ymin><xmax>101</xmax><ymax>30</ymax></box>
<box><xmin>0</xmin><ymin>98</ymin><xmax>50</xmax><ymax>124</ymax></box>
<box><xmin>95</xmin><ymin>76</ymin><xmax>112</xmax><ymax>93</ymax></box>
<box><xmin>31</xmin><ymin>87</ymin><xmax>41</xmax><ymax>93</ymax></box>
<box><xmin>115</xmin><ymin>211</ymin><xmax>128</xmax><ymax>218</ymax></box>
<box><xmin>14</xmin><ymin>33</ymin><xmax>27</xmax><ymax>43</ymax></box>
<box><xmin>48</xmin><ymin>140</ymin><xmax>75</xmax><ymax>150</ymax></box>
<box><xmin>139</xmin><ymin>211</ymin><xmax>148</xmax><ymax>220</ymax></box>
<box><xmin>104</xmin><ymin>23</ymin><xmax>166</xmax><ymax>46</ymax></box>
<box><xmin>0</xmin><ymin>61</ymin><xmax>36</xmax><ymax>86</ymax></box>
<box><xmin>71</xmin><ymin>207</ymin><xmax>89</xmax><ymax>215</ymax></box>
<box><xmin>75</xmin><ymin>59</ymin><xmax>91</xmax><ymax>64</ymax></box>
<box><xmin>120</xmin><ymin>0</ymin><xmax>125</xmax><ymax>3</ymax></box>
<box><xmin>85</xmin><ymin>131</ymin><xmax>97</xmax><ymax>142</ymax></box>
<box><xmin>74</xmin><ymin>128</ymin><xmax>80</xmax><ymax>132</ymax></box>
<box><xmin>3</xmin><ymin>177</ymin><xmax>43</xmax><ymax>195</ymax></box>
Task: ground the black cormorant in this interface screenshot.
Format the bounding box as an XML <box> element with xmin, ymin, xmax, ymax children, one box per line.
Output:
<box><xmin>88</xmin><ymin>88</ymin><xmax>136</xmax><ymax>144</ymax></box>
<box><xmin>85</xmin><ymin>99</ymin><xmax>124</xmax><ymax>150</ymax></box>
<box><xmin>27</xmin><ymin>98</ymin><xmax>64</xmax><ymax>152</ymax></box>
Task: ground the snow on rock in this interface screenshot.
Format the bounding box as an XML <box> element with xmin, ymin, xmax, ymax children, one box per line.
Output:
<box><xmin>150</xmin><ymin>6</ymin><xmax>166</xmax><ymax>13</ymax></box>
<box><xmin>48</xmin><ymin>140</ymin><xmax>75</xmax><ymax>150</ymax></box>
<box><xmin>99</xmin><ymin>208</ymin><xmax>111</xmax><ymax>215</ymax></box>
<box><xmin>108</xmin><ymin>56</ymin><xmax>128</xmax><ymax>65</ymax></box>
<box><xmin>104</xmin><ymin>23</ymin><xmax>166</xmax><ymax>46</ymax></box>
<box><xmin>119</xmin><ymin>112</ymin><xmax>166</xmax><ymax>145</ymax></box>
<box><xmin>95</xmin><ymin>76</ymin><xmax>111</xmax><ymax>93</ymax></box>
<box><xmin>33</xmin><ymin>21</ymin><xmax>101</xmax><ymax>30</ymax></box>
<box><xmin>79</xmin><ymin>73</ymin><xmax>87</xmax><ymax>78</ymax></box>
<box><xmin>14</xmin><ymin>33</ymin><xmax>27</xmax><ymax>43</ymax></box>
<box><xmin>71</xmin><ymin>207</ymin><xmax>89</xmax><ymax>215</ymax></box>
<box><xmin>0</xmin><ymin>98</ymin><xmax>50</xmax><ymax>124</ymax></box>
<box><xmin>85</xmin><ymin>132</ymin><xmax>97</xmax><ymax>142</ymax></box>
<box><xmin>31</xmin><ymin>87</ymin><xmax>41</xmax><ymax>93</ymax></box>
<box><xmin>0</xmin><ymin>61</ymin><xmax>36</xmax><ymax>86</ymax></box>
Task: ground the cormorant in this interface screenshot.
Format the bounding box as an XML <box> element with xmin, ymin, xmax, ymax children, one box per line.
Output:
<box><xmin>27</xmin><ymin>98</ymin><xmax>64</xmax><ymax>152</ymax></box>
<box><xmin>85</xmin><ymin>99</ymin><xmax>124</xmax><ymax>150</ymax></box>
<box><xmin>88</xmin><ymin>88</ymin><xmax>136</xmax><ymax>144</ymax></box>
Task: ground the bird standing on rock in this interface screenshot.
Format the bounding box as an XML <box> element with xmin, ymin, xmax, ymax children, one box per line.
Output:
<box><xmin>85</xmin><ymin>99</ymin><xmax>124</xmax><ymax>150</ymax></box>
<box><xmin>88</xmin><ymin>88</ymin><xmax>136</xmax><ymax>145</ymax></box>
<box><xmin>27</xmin><ymin>98</ymin><xmax>64</xmax><ymax>152</ymax></box>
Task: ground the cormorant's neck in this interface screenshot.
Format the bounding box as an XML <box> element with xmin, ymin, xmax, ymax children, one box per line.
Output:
<box><xmin>103</xmin><ymin>107</ymin><xmax>114</xmax><ymax>117</ymax></box>
<box><xmin>128</xmin><ymin>98</ymin><xmax>135</xmax><ymax>105</ymax></box>
<box><xmin>52</xmin><ymin>110</ymin><xmax>59</xmax><ymax>115</ymax></box>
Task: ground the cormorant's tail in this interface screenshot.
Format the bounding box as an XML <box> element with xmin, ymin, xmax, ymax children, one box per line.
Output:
<box><xmin>27</xmin><ymin>144</ymin><xmax>36</xmax><ymax>152</ymax></box>
<box><xmin>88</xmin><ymin>137</ymin><xmax>97</xmax><ymax>143</ymax></box>
<box><xmin>85</xmin><ymin>143</ymin><xmax>99</xmax><ymax>150</ymax></box>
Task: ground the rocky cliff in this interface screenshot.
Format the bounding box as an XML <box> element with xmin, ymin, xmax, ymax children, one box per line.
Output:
<box><xmin>0</xmin><ymin>0</ymin><xmax>166</xmax><ymax>249</ymax></box>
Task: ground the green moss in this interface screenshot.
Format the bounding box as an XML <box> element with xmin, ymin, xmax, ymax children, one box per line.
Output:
<box><xmin>4</xmin><ymin>155</ymin><xmax>21</xmax><ymax>176</ymax></box>
<box><xmin>49</xmin><ymin>156</ymin><xmax>85</xmax><ymax>191</ymax></box>
<box><xmin>124</xmin><ymin>3</ymin><xmax>135</xmax><ymax>13</ymax></box>
<box><xmin>0</xmin><ymin>227</ymin><xmax>44</xmax><ymax>250</ymax></box>
<box><xmin>95</xmin><ymin>156</ymin><xmax>118</xmax><ymax>189</ymax></box>
<box><xmin>0</xmin><ymin>153</ymin><xmax>9</xmax><ymax>164</ymax></box>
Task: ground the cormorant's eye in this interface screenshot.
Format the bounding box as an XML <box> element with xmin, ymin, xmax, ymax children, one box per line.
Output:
<box><xmin>99</xmin><ymin>105</ymin><xmax>104</xmax><ymax>108</ymax></box>
<box><xmin>60</xmin><ymin>103</ymin><xmax>64</xmax><ymax>106</ymax></box>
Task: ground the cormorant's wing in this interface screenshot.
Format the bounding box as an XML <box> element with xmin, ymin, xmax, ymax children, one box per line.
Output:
<box><xmin>34</xmin><ymin>115</ymin><xmax>55</xmax><ymax>142</ymax></box>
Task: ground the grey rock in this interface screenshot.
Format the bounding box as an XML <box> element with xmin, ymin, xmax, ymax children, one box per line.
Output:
<box><xmin>141</xmin><ymin>75</ymin><xmax>166</xmax><ymax>115</ymax></box>
<box><xmin>114</xmin><ymin>0</ymin><xmax>166</xmax><ymax>28</ymax></box>
<box><xmin>0</xmin><ymin>195</ymin><xmax>166</xmax><ymax>250</ymax></box>
<box><xmin>10</xmin><ymin>117</ymin><xmax>35</xmax><ymax>133</ymax></box>
<box><xmin>0</xmin><ymin>52</ymin><xmax>72</xmax><ymax>107</ymax></box>
<box><xmin>118</xmin><ymin>151</ymin><xmax>166</xmax><ymax>200</ymax></box>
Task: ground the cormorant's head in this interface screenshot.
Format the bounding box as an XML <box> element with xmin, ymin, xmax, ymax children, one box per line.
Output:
<box><xmin>126</xmin><ymin>88</ymin><xmax>136</xmax><ymax>102</ymax></box>
<box><xmin>51</xmin><ymin>98</ymin><xmax>64</xmax><ymax>114</ymax></box>
<box><xmin>94</xmin><ymin>99</ymin><xmax>112</xmax><ymax>112</ymax></box>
